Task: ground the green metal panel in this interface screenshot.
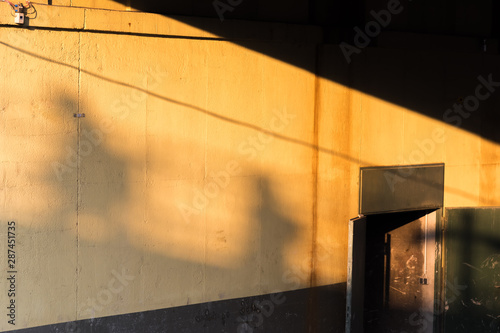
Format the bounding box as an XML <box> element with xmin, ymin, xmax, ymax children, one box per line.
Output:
<box><xmin>359</xmin><ymin>164</ymin><xmax>444</xmax><ymax>215</ymax></box>
<box><xmin>443</xmin><ymin>208</ymin><xmax>500</xmax><ymax>333</ymax></box>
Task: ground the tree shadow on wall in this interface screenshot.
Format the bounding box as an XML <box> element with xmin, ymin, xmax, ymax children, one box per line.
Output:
<box><xmin>8</xmin><ymin>91</ymin><xmax>345</xmax><ymax>333</ymax></box>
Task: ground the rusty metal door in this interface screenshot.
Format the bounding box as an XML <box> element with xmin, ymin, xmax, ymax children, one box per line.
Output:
<box><xmin>349</xmin><ymin>211</ymin><xmax>437</xmax><ymax>333</ymax></box>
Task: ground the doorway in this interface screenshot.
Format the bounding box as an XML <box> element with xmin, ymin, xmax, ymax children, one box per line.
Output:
<box><xmin>346</xmin><ymin>164</ymin><xmax>444</xmax><ymax>333</ymax></box>
<box><xmin>366</xmin><ymin>210</ymin><xmax>437</xmax><ymax>332</ymax></box>
<box><xmin>347</xmin><ymin>210</ymin><xmax>438</xmax><ymax>333</ymax></box>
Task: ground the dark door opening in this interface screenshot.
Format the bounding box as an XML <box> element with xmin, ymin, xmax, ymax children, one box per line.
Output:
<box><xmin>365</xmin><ymin>209</ymin><xmax>437</xmax><ymax>333</ymax></box>
<box><xmin>347</xmin><ymin>209</ymin><xmax>438</xmax><ymax>333</ymax></box>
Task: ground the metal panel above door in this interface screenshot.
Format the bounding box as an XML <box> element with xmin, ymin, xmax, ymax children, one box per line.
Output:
<box><xmin>359</xmin><ymin>163</ymin><xmax>444</xmax><ymax>215</ymax></box>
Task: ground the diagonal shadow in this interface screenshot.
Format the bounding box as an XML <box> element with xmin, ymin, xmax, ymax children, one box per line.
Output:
<box><xmin>0</xmin><ymin>40</ymin><xmax>363</xmax><ymax>164</ymax></box>
<box><xmin>106</xmin><ymin>0</ymin><xmax>500</xmax><ymax>145</ymax></box>
<box><xmin>1</xmin><ymin>39</ymin><xmax>495</xmax><ymax>206</ymax></box>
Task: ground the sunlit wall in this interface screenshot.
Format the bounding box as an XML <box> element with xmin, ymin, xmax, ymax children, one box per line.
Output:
<box><xmin>0</xmin><ymin>3</ymin><xmax>499</xmax><ymax>331</ymax></box>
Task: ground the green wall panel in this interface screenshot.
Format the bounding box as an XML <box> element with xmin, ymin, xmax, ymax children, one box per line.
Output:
<box><xmin>444</xmin><ymin>208</ymin><xmax>500</xmax><ymax>333</ymax></box>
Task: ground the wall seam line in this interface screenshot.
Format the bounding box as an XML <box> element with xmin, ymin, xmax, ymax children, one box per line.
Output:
<box><xmin>307</xmin><ymin>42</ymin><xmax>321</xmax><ymax>333</ymax></box>
<box><xmin>75</xmin><ymin>29</ymin><xmax>82</xmax><ymax>322</ymax></box>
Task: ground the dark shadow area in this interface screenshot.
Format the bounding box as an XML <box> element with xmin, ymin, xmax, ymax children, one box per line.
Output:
<box><xmin>6</xmin><ymin>283</ymin><xmax>346</xmax><ymax>333</ymax></box>
<box><xmin>104</xmin><ymin>0</ymin><xmax>500</xmax><ymax>145</ymax></box>
<box><xmin>441</xmin><ymin>208</ymin><xmax>500</xmax><ymax>333</ymax></box>
<box><xmin>109</xmin><ymin>0</ymin><xmax>497</xmax><ymax>41</ymax></box>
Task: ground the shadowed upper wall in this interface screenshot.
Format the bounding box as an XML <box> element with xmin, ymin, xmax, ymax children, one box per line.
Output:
<box><xmin>29</xmin><ymin>0</ymin><xmax>500</xmax><ymax>143</ymax></box>
<box><xmin>96</xmin><ymin>0</ymin><xmax>500</xmax><ymax>145</ymax></box>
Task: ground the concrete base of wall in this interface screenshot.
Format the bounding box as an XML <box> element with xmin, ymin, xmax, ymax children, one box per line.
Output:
<box><xmin>10</xmin><ymin>284</ymin><xmax>346</xmax><ymax>333</ymax></box>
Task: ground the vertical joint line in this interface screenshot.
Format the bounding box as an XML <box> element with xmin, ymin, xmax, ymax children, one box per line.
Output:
<box><xmin>83</xmin><ymin>8</ymin><xmax>87</xmax><ymax>30</ymax></box>
<box><xmin>75</xmin><ymin>31</ymin><xmax>82</xmax><ymax>320</ymax></box>
<box><xmin>310</xmin><ymin>44</ymin><xmax>321</xmax><ymax>289</ymax></box>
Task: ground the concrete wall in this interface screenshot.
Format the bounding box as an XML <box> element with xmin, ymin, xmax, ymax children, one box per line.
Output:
<box><xmin>0</xmin><ymin>3</ymin><xmax>499</xmax><ymax>331</ymax></box>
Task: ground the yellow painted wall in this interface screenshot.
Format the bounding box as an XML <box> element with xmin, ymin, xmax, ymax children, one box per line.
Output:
<box><xmin>0</xmin><ymin>3</ymin><xmax>499</xmax><ymax>330</ymax></box>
